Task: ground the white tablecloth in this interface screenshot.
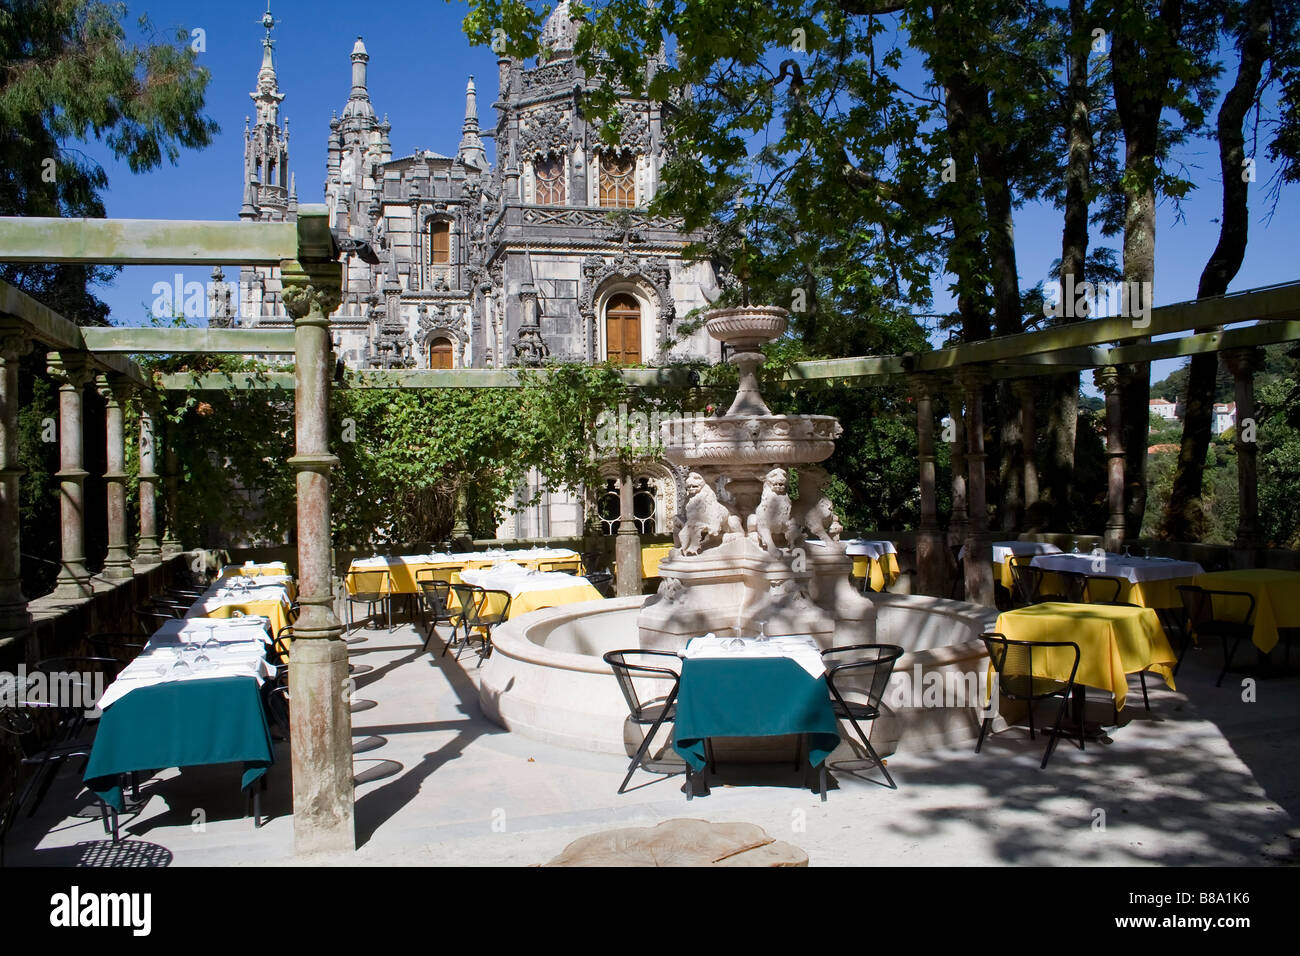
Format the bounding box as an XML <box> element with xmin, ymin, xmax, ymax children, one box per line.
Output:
<box><xmin>96</xmin><ymin>622</ymin><xmax>275</xmax><ymax>711</ymax></box>
<box><xmin>845</xmin><ymin>539</ymin><xmax>898</xmax><ymax>559</ymax></box>
<box><xmin>680</xmin><ymin>635</ymin><xmax>824</xmax><ymax>678</ymax></box>
<box><xmin>958</xmin><ymin>540</ymin><xmax>1063</xmax><ymax>563</ymax></box>
<box><xmin>458</xmin><ymin>564</ymin><xmax>593</xmax><ymax>597</ymax></box>
<box><xmin>185</xmin><ymin>582</ymin><xmax>292</xmax><ymax>619</ymax></box>
<box><xmin>352</xmin><ymin>547</ymin><xmax>579</xmax><ymax>569</ymax></box>
<box><xmin>1030</xmin><ymin>552</ymin><xmax>1205</xmax><ymax>583</ymax></box>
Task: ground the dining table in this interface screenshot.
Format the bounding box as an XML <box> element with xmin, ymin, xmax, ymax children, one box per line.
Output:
<box><xmin>845</xmin><ymin>540</ymin><xmax>901</xmax><ymax>591</ymax></box>
<box><xmin>83</xmin><ymin>617</ymin><xmax>278</xmax><ymax>819</ymax></box>
<box><xmin>993</xmin><ymin>602</ymin><xmax>1178</xmax><ymax>711</ymax></box>
<box><xmin>1191</xmin><ymin>568</ymin><xmax>1300</xmax><ymax>654</ymax></box>
<box><xmin>457</xmin><ymin>563</ymin><xmax>605</xmax><ymax>619</ymax></box>
<box><xmin>969</xmin><ymin>540</ymin><xmax>1064</xmax><ymax>591</ymax></box>
<box><xmin>185</xmin><ymin>577</ymin><xmax>295</xmax><ymax>637</ymax></box>
<box><xmin>672</xmin><ymin>635</ymin><xmax>840</xmax><ymax>795</ymax></box>
<box><xmin>346</xmin><ymin>547</ymin><xmax>582</xmax><ymax>595</ymax></box>
<box><xmin>1028</xmin><ymin>552</ymin><xmax>1204</xmax><ymax>609</ymax></box>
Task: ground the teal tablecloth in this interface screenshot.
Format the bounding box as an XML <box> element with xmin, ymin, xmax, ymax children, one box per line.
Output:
<box><xmin>84</xmin><ymin>676</ymin><xmax>275</xmax><ymax>811</ymax></box>
<box><xmin>672</xmin><ymin>657</ymin><xmax>840</xmax><ymax>771</ymax></box>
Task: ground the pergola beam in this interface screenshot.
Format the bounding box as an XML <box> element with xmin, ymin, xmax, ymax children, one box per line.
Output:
<box><xmin>0</xmin><ymin>217</ymin><xmax>298</xmax><ymax>266</ymax></box>
<box><xmin>82</xmin><ymin>327</ymin><xmax>298</xmax><ymax>355</ymax></box>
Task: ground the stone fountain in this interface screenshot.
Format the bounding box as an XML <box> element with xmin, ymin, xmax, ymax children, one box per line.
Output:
<box><xmin>637</xmin><ymin>305</ymin><xmax>875</xmax><ymax>649</ymax></box>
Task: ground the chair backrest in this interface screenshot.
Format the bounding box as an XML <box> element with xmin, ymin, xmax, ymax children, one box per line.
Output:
<box><xmin>135</xmin><ymin>607</ymin><xmax>176</xmax><ymax>635</ymax></box>
<box><xmin>345</xmin><ymin>568</ymin><xmax>391</xmax><ymax>597</ymax></box>
<box><xmin>415</xmin><ymin>566</ymin><xmax>454</xmax><ymax>586</ymax></box>
<box><xmin>1007</xmin><ymin>557</ymin><xmax>1039</xmax><ymax>606</ymax></box>
<box><xmin>1057</xmin><ymin>571</ymin><xmax>1089</xmax><ymax>603</ymax></box>
<box><xmin>601</xmin><ymin>649</ymin><xmax>681</xmax><ymax>722</ymax></box>
<box><xmin>449</xmin><ymin>583</ymin><xmax>485</xmax><ymax>623</ymax></box>
<box><xmin>1177</xmin><ymin>584</ymin><xmax>1255</xmax><ymax>630</ymax></box>
<box><xmin>85</xmin><ymin>632</ymin><xmax>145</xmax><ymax>663</ymax></box>
<box><xmin>1082</xmin><ymin>575</ymin><xmax>1123</xmax><ymax>604</ymax></box>
<box><xmin>822</xmin><ymin>644</ymin><xmax>904</xmax><ymax>710</ymax></box>
<box><xmin>272</xmin><ymin>627</ymin><xmax>293</xmax><ymax>669</ymax></box>
<box><xmin>537</xmin><ymin>558</ymin><xmax>580</xmax><ymax>574</ymax></box>
<box><xmin>476</xmin><ymin>589</ymin><xmax>512</xmax><ymax>623</ymax></box>
<box><xmin>980</xmin><ymin>632</ymin><xmax>1080</xmax><ymax>699</ymax></box>
<box><xmin>419</xmin><ymin>579</ymin><xmax>454</xmax><ymax>618</ymax></box>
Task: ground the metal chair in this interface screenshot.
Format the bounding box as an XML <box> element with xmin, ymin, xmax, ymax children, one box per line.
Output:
<box><xmin>344</xmin><ymin>568</ymin><xmax>391</xmax><ymax>635</ymax></box>
<box><xmin>449</xmin><ymin>584</ymin><xmax>511</xmax><ymax>665</ymax></box>
<box><xmin>537</xmin><ymin>558</ymin><xmax>580</xmax><ymax>574</ymax></box>
<box><xmin>1177</xmin><ymin>584</ymin><xmax>1256</xmax><ymax>687</ymax></box>
<box><xmin>85</xmin><ymin>632</ymin><xmax>146</xmax><ymax>667</ymax></box>
<box><xmin>602</xmin><ymin>649</ymin><xmax>686</xmax><ymax>794</ymax></box>
<box><xmin>134</xmin><ymin>607</ymin><xmax>177</xmax><ymax>635</ymax></box>
<box><xmin>1008</xmin><ymin>558</ymin><xmax>1075</xmax><ymax>605</ymax></box>
<box><xmin>977</xmin><ymin>632</ymin><xmax>1081</xmax><ymax>769</ymax></box>
<box><xmin>580</xmin><ymin>551</ymin><xmax>614</xmax><ymax>597</ymax></box>
<box><xmin>821</xmin><ymin>644</ymin><xmax>904</xmax><ymax>791</ymax></box>
<box><xmin>1081</xmin><ymin>575</ymin><xmax>1124</xmax><ymax>604</ymax></box>
<box><xmin>418</xmin><ymin>579</ymin><xmax>461</xmax><ymax>654</ymax></box>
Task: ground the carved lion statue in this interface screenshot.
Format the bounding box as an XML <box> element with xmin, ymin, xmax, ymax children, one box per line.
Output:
<box><xmin>676</xmin><ymin>472</ymin><xmax>736</xmax><ymax>556</ymax></box>
<box><xmin>794</xmin><ymin>467</ymin><xmax>842</xmax><ymax>547</ymax></box>
<box><xmin>752</xmin><ymin>467</ymin><xmax>801</xmax><ymax>554</ymax></box>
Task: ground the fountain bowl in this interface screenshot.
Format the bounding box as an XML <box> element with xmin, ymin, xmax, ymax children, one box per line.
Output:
<box><xmin>704</xmin><ymin>305</ymin><xmax>789</xmax><ymax>351</ymax></box>
<box><xmin>661</xmin><ymin>413</ymin><xmax>842</xmax><ymax>467</ymax></box>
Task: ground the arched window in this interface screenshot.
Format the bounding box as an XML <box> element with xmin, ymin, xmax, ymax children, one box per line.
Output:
<box><xmin>428</xmin><ymin>336</ymin><xmax>453</xmax><ymax>369</ymax></box>
<box><xmin>534</xmin><ymin>156</ymin><xmax>566</xmax><ymax>205</ymax></box>
<box><xmin>598</xmin><ymin>152</ymin><xmax>636</xmax><ymax>208</ymax></box>
<box><xmin>597</xmin><ymin>476</ymin><xmax>659</xmax><ymax>535</ymax></box>
<box><xmin>429</xmin><ymin>221</ymin><xmax>450</xmax><ymax>264</ymax></box>
<box><xmin>604</xmin><ymin>293</ymin><xmax>641</xmax><ymax>365</ymax></box>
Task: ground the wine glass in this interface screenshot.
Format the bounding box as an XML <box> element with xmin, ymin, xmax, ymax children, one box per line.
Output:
<box><xmin>756</xmin><ymin>620</ymin><xmax>770</xmax><ymax>643</ymax></box>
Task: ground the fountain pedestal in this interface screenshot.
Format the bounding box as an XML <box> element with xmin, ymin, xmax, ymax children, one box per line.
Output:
<box><xmin>637</xmin><ymin>305</ymin><xmax>875</xmax><ymax>649</ymax></box>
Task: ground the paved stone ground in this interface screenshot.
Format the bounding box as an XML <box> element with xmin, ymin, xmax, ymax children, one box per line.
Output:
<box><xmin>7</xmin><ymin>615</ymin><xmax>1299</xmax><ymax>867</ymax></box>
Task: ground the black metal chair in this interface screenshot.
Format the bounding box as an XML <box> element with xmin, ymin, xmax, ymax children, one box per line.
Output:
<box><xmin>950</xmin><ymin>544</ymin><xmax>966</xmax><ymax>601</ymax></box>
<box><xmin>1177</xmin><ymin>584</ymin><xmax>1256</xmax><ymax>687</ymax></box>
<box><xmin>1082</xmin><ymin>575</ymin><xmax>1124</xmax><ymax>604</ymax></box>
<box><xmin>344</xmin><ymin>568</ymin><xmax>391</xmax><ymax>636</ymax></box>
<box><xmin>977</xmin><ymin>632</ymin><xmax>1082</xmax><ymax>769</ymax></box>
<box><xmin>418</xmin><ymin>579</ymin><xmax>462</xmax><ymax>654</ymax></box>
<box><xmin>602</xmin><ymin>649</ymin><xmax>686</xmax><ymax>794</ymax></box>
<box><xmin>1007</xmin><ymin>557</ymin><xmax>1068</xmax><ymax>606</ymax></box>
<box><xmin>821</xmin><ymin>644</ymin><xmax>904</xmax><ymax>791</ymax></box>
<box><xmin>134</xmin><ymin>606</ymin><xmax>177</xmax><ymax>636</ymax></box>
<box><xmin>85</xmin><ymin>632</ymin><xmax>146</xmax><ymax>668</ymax></box>
<box><xmin>449</xmin><ymin>584</ymin><xmax>511</xmax><ymax>665</ymax></box>
<box><xmin>537</xmin><ymin>558</ymin><xmax>580</xmax><ymax>574</ymax></box>
<box><xmin>580</xmin><ymin>551</ymin><xmax>615</xmax><ymax>598</ymax></box>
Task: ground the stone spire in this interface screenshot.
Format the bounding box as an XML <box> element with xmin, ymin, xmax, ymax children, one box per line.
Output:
<box><xmin>457</xmin><ymin>76</ymin><xmax>489</xmax><ymax>172</ymax></box>
<box><xmin>242</xmin><ymin>3</ymin><xmax>291</xmax><ymax>221</ymax></box>
<box><xmin>539</xmin><ymin>0</ymin><xmax>579</xmax><ymax>58</ymax></box>
<box><xmin>342</xmin><ymin>36</ymin><xmax>376</xmax><ymax>122</ymax></box>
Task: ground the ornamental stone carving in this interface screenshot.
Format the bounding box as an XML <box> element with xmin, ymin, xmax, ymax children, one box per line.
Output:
<box><xmin>589</xmin><ymin>106</ymin><xmax>651</xmax><ymax>154</ymax></box>
<box><xmin>751</xmin><ymin>467</ymin><xmax>800</xmax><ymax>555</ymax></box>
<box><xmin>674</xmin><ymin>471</ymin><xmax>743</xmax><ymax>556</ymax></box>
<box><xmin>579</xmin><ymin>252</ymin><xmax>675</xmax><ymax>325</ymax></box>
<box><xmin>519</xmin><ymin>104</ymin><xmax>572</xmax><ymax>158</ymax></box>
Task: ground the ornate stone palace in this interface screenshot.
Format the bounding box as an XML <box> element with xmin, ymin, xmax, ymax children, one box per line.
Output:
<box><xmin>227</xmin><ymin>3</ymin><xmax>723</xmax><ymax>538</ymax></box>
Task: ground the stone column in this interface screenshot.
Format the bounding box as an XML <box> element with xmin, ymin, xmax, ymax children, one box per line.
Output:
<box><xmin>910</xmin><ymin>376</ymin><xmax>944</xmax><ymax>596</ymax></box>
<box><xmin>946</xmin><ymin>386</ymin><xmax>968</xmax><ymax>546</ymax></box>
<box><xmin>1224</xmin><ymin>348</ymin><xmax>1264</xmax><ymax>550</ymax></box>
<box><xmin>0</xmin><ymin>323</ymin><xmax>32</xmax><ymax>633</ymax></box>
<box><xmin>959</xmin><ymin>370</ymin><xmax>994</xmax><ymax>606</ymax></box>
<box><xmin>47</xmin><ymin>353</ymin><xmax>94</xmax><ymax>602</ymax></box>
<box><xmin>281</xmin><ymin>256</ymin><xmax>354</xmax><ymax>856</ymax></box>
<box><xmin>1015</xmin><ymin>380</ymin><xmax>1040</xmax><ymax>513</ymax></box>
<box><xmin>615</xmin><ymin>469</ymin><xmax>641</xmax><ymax>597</ymax></box>
<box><xmin>134</xmin><ymin>394</ymin><xmax>162</xmax><ymax>568</ymax></box>
<box><xmin>1094</xmin><ymin>366</ymin><xmax>1126</xmax><ymax>553</ymax></box>
<box><xmin>96</xmin><ymin>374</ymin><xmax>134</xmax><ymax>581</ymax></box>
<box><xmin>161</xmin><ymin>420</ymin><xmax>181</xmax><ymax>555</ymax></box>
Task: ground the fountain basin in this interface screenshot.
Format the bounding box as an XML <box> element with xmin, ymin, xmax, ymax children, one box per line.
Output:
<box><xmin>478</xmin><ymin>594</ymin><xmax>1002</xmax><ymax>756</ymax></box>
<box><xmin>661</xmin><ymin>414</ymin><xmax>843</xmax><ymax>467</ymax></box>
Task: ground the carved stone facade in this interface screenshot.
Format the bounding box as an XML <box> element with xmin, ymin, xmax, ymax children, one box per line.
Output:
<box><xmin>235</xmin><ymin>3</ymin><xmax>723</xmax><ymax>537</ymax></box>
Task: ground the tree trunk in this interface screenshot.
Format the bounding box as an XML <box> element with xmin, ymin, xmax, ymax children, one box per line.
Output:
<box><xmin>1159</xmin><ymin>0</ymin><xmax>1272</xmax><ymax>541</ymax></box>
<box><xmin>1047</xmin><ymin>0</ymin><xmax>1093</xmax><ymax>529</ymax></box>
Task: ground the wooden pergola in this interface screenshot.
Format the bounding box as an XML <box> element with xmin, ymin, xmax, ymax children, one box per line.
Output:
<box><xmin>2</xmin><ymin>210</ymin><xmax>1298</xmax><ymax>854</ymax></box>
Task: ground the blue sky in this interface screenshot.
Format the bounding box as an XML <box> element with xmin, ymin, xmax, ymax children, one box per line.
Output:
<box><xmin>83</xmin><ymin>1</ymin><xmax>1300</xmax><ymax>389</ymax></box>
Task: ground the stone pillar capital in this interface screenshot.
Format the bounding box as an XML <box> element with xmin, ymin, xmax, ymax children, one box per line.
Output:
<box><xmin>1011</xmin><ymin>378</ymin><xmax>1035</xmax><ymax>401</ymax></box>
<box><xmin>1222</xmin><ymin>346</ymin><xmax>1265</xmax><ymax>378</ymax></box>
<box><xmin>47</xmin><ymin>352</ymin><xmax>94</xmax><ymax>389</ymax></box>
<box><xmin>95</xmin><ymin>372</ymin><xmax>134</xmax><ymax>405</ymax></box>
<box><xmin>1093</xmin><ymin>365</ymin><xmax>1121</xmax><ymax>394</ymax></box>
<box><xmin>906</xmin><ymin>373</ymin><xmax>935</xmax><ymax>400</ymax></box>
<box><xmin>280</xmin><ymin>259</ymin><xmax>343</xmax><ymax>325</ymax></box>
<box><xmin>0</xmin><ymin>322</ymin><xmax>33</xmax><ymax>363</ymax></box>
<box><xmin>955</xmin><ymin>367</ymin><xmax>990</xmax><ymax>392</ymax></box>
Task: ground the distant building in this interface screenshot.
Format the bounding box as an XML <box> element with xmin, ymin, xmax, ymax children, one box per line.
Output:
<box><xmin>1212</xmin><ymin>402</ymin><xmax>1237</xmax><ymax>436</ymax></box>
<box><xmin>1149</xmin><ymin>398</ymin><xmax>1178</xmax><ymax>421</ymax></box>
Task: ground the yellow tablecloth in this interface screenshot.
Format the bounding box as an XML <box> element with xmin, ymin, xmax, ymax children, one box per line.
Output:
<box><xmin>993</xmin><ymin>602</ymin><xmax>1177</xmax><ymax>711</ymax></box>
<box><xmin>1193</xmin><ymin>569</ymin><xmax>1300</xmax><ymax>654</ymax></box>
<box><xmin>641</xmin><ymin>544</ymin><xmax>673</xmax><ymax>579</ymax></box>
<box><xmin>221</xmin><ymin>563</ymin><xmax>289</xmax><ymax>577</ymax></box>
<box><xmin>853</xmin><ymin>553</ymin><xmax>900</xmax><ymax>592</ymax></box>
<box><xmin>506</xmin><ymin>583</ymin><xmax>604</xmax><ymax>619</ymax></box>
<box><xmin>190</xmin><ymin>598</ymin><xmax>292</xmax><ymax>639</ymax></box>
<box><xmin>347</xmin><ymin>554</ymin><xmax>580</xmax><ymax>595</ymax></box>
